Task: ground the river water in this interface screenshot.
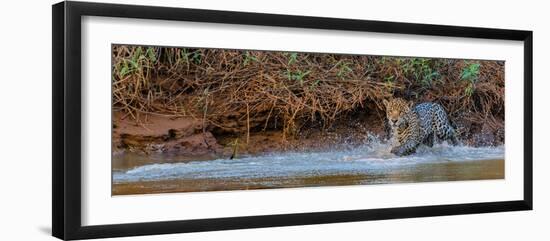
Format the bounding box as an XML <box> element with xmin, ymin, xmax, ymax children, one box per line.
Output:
<box><xmin>112</xmin><ymin>143</ymin><xmax>504</xmax><ymax>195</ymax></box>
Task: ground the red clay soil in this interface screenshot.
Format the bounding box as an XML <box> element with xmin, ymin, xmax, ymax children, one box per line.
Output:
<box><xmin>112</xmin><ymin>104</ymin><xmax>503</xmax><ymax>162</ymax></box>
<box><xmin>112</xmin><ymin>110</ymin><xmax>388</xmax><ymax>159</ymax></box>
<box><xmin>112</xmin><ymin>112</ymin><xmax>222</xmax><ymax>158</ymax></box>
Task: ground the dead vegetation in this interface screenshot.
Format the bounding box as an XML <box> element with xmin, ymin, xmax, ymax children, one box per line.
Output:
<box><xmin>112</xmin><ymin>45</ymin><xmax>504</xmax><ymax>145</ymax></box>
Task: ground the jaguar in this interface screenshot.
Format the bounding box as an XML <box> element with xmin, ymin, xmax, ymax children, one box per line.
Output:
<box><xmin>383</xmin><ymin>98</ymin><xmax>458</xmax><ymax>156</ymax></box>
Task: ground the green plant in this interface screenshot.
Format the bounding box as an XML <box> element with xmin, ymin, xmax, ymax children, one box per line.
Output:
<box><xmin>336</xmin><ymin>61</ymin><xmax>353</xmax><ymax>79</ymax></box>
<box><xmin>461</xmin><ymin>62</ymin><xmax>480</xmax><ymax>96</ymax></box>
<box><xmin>464</xmin><ymin>82</ymin><xmax>475</xmax><ymax>97</ymax></box>
<box><xmin>402</xmin><ymin>58</ymin><xmax>440</xmax><ymax>87</ymax></box>
<box><xmin>384</xmin><ymin>75</ymin><xmax>395</xmax><ymax>83</ymax></box>
<box><xmin>285</xmin><ymin>69</ymin><xmax>311</xmax><ymax>85</ymax></box>
<box><xmin>117</xmin><ymin>47</ymin><xmax>158</xmax><ymax>79</ymax></box>
<box><xmin>461</xmin><ymin>63</ymin><xmax>480</xmax><ymax>82</ymax></box>
<box><xmin>309</xmin><ymin>79</ymin><xmax>321</xmax><ymax>89</ymax></box>
<box><xmin>243</xmin><ymin>51</ymin><xmax>258</xmax><ymax>66</ymax></box>
<box><xmin>287</xmin><ymin>52</ymin><xmax>298</xmax><ymax>65</ymax></box>
<box><xmin>179</xmin><ymin>48</ymin><xmax>190</xmax><ymax>64</ymax></box>
<box><xmin>190</xmin><ymin>50</ymin><xmax>202</xmax><ymax>64</ymax></box>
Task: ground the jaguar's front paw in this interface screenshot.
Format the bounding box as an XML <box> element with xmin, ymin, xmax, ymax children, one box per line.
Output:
<box><xmin>390</xmin><ymin>146</ymin><xmax>403</xmax><ymax>156</ymax></box>
<box><xmin>391</xmin><ymin>146</ymin><xmax>411</xmax><ymax>156</ymax></box>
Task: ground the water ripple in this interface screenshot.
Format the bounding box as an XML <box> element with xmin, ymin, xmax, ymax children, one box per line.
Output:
<box><xmin>113</xmin><ymin>144</ymin><xmax>504</xmax><ymax>183</ymax></box>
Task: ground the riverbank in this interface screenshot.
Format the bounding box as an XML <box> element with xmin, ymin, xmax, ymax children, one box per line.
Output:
<box><xmin>112</xmin><ymin>46</ymin><xmax>505</xmax><ymax>163</ymax></box>
<box><xmin>112</xmin><ymin>108</ymin><xmax>503</xmax><ymax>168</ymax></box>
<box><xmin>112</xmin><ymin>109</ymin><xmax>387</xmax><ymax>164</ymax></box>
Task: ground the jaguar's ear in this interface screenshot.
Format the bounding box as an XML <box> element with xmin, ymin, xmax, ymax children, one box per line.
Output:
<box><xmin>382</xmin><ymin>99</ymin><xmax>389</xmax><ymax>108</ymax></box>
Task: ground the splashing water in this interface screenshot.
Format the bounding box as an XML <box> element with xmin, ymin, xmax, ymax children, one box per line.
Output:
<box><xmin>113</xmin><ymin>142</ymin><xmax>504</xmax><ymax>183</ymax></box>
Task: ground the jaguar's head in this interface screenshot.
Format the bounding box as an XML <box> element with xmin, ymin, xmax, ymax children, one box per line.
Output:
<box><xmin>383</xmin><ymin>98</ymin><xmax>413</xmax><ymax>129</ymax></box>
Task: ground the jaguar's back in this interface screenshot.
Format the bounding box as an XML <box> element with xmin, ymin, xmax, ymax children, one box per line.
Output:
<box><xmin>416</xmin><ymin>102</ymin><xmax>457</xmax><ymax>143</ymax></box>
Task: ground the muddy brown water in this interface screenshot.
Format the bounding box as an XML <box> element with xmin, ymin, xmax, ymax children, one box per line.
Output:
<box><xmin>113</xmin><ymin>159</ymin><xmax>503</xmax><ymax>195</ymax></box>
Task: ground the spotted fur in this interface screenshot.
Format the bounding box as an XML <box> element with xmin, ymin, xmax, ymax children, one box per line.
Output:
<box><xmin>383</xmin><ymin>98</ymin><xmax>458</xmax><ymax>156</ymax></box>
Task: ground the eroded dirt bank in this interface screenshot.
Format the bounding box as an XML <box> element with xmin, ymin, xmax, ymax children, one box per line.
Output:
<box><xmin>113</xmin><ymin>108</ymin><xmax>504</xmax><ymax>167</ymax></box>
<box><xmin>112</xmin><ymin>110</ymin><xmax>387</xmax><ymax>161</ymax></box>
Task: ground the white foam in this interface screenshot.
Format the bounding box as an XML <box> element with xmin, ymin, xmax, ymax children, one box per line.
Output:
<box><xmin>113</xmin><ymin>143</ymin><xmax>504</xmax><ymax>183</ymax></box>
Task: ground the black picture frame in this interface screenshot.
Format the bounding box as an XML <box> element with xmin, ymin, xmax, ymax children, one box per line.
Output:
<box><xmin>52</xmin><ymin>1</ymin><xmax>533</xmax><ymax>240</ymax></box>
